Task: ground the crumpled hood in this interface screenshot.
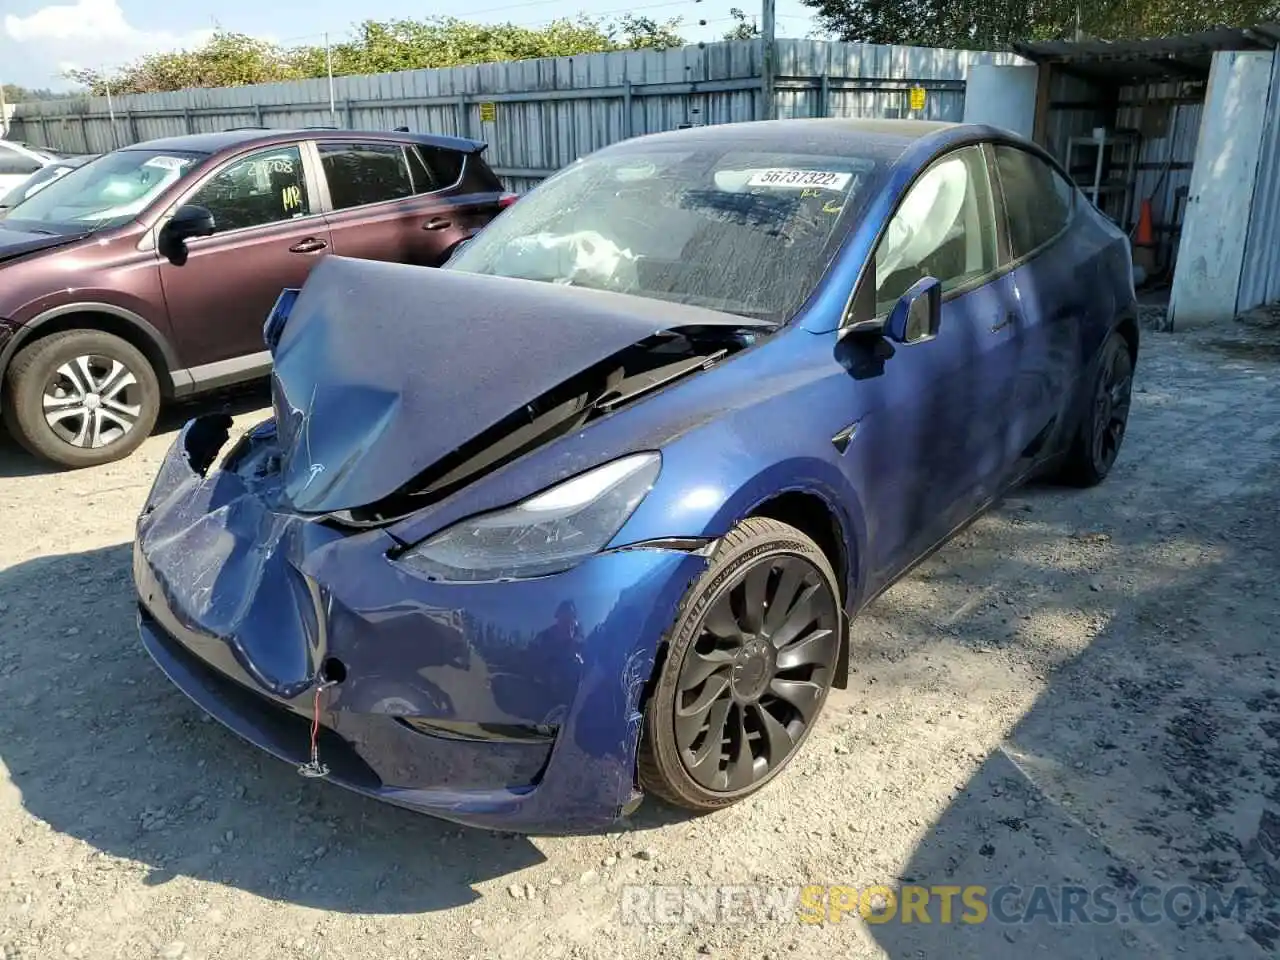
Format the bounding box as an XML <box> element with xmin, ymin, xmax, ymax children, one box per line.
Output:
<box><xmin>271</xmin><ymin>256</ymin><xmax>768</xmax><ymax>514</ymax></box>
<box><xmin>0</xmin><ymin>224</ymin><xmax>86</xmax><ymax>262</ymax></box>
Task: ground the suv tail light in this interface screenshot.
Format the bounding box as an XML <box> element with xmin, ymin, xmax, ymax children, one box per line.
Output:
<box><xmin>498</xmin><ymin>192</ymin><xmax>518</xmax><ymax>209</ymax></box>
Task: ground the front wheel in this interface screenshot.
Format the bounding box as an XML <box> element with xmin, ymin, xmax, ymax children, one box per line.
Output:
<box><xmin>638</xmin><ymin>517</ymin><xmax>842</xmax><ymax>812</ymax></box>
<box><xmin>2</xmin><ymin>330</ymin><xmax>161</xmax><ymax>468</ymax></box>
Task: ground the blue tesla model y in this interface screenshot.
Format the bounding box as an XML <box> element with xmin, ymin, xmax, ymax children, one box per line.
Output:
<box><xmin>133</xmin><ymin>118</ymin><xmax>1138</xmax><ymax>832</ymax></box>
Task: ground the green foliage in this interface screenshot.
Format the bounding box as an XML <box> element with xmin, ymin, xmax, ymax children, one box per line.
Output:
<box><xmin>800</xmin><ymin>0</ymin><xmax>1280</xmax><ymax>49</ymax></box>
<box><xmin>2</xmin><ymin>84</ymin><xmax>75</xmax><ymax>103</ymax></box>
<box><xmin>723</xmin><ymin>8</ymin><xmax>762</xmax><ymax>40</ymax></box>
<box><xmin>64</xmin><ymin>15</ymin><xmax>687</xmax><ymax>96</ymax></box>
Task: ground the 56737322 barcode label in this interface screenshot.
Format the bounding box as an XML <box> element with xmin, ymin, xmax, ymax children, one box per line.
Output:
<box><xmin>746</xmin><ymin>169</ymin><xmax>853</xmax><ymax>191</ymax></box>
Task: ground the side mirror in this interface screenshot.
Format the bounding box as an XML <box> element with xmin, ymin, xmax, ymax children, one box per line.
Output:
<box><xmin>886</xmin><ymin>277</ymin><xmax>942</xmax><ymax>344</ymax></box>
<box><xmin>160</xmin><ymin>204</ymin><xmax>215</xmax><ymax>258</ymax></box>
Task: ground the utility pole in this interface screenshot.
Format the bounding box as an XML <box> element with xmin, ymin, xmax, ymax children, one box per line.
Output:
<box><xmin>0</xmin><ymin>80</ymin><xmax>7</xmax><ymax>139</ymax></box>
<box><xmin>325</xmin><ymin>33</ymin><xmax>337</xmax><ymax>127</ymax></box>
<box><xmin>761</xmin><ymin>0</ymin><xmax>776</xmax><ymax>120</ymax></box>
<box><xmin>104</xmin><ymin>79</ymin><xmax>119</xmax><ymax>149</ymax></box>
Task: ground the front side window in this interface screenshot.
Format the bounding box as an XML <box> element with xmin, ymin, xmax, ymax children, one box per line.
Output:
<box><xmin>187</xmin><ymin>145</ymin><xmax>309</xmax><ymax>234</ymax></box>
<box><xmin>318</xmin><ymin>142</ymin><xmax>415</xmax><ymax>210</ymax></box>
<box><xmin>0</xmin><ymin>144</ymin><xmax>42</xmax><ymax>177</ymax></box>
<box><xmin>874</xmin><ymin>145</ymin><xmax>999</xmax><ymax>313</ymax></box>
<box><xmin>2</xmin><ymin>149</ymin><xmax>204</xmax><ymax>234</ymax></box>
<box><xmin>994</xmin><ymin>145</ymin><xmax>1074</xmax><ymax>260</ymax></box>
<box><xmin>447</xmin><ymin>144</ymin><xmax>887</xmax><ymax>321</ymax></box>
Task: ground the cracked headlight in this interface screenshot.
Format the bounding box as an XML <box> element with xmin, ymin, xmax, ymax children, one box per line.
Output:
<box><xmin>398</xmin><ymin>452</ymin><xmax>661</xmax><ymax>582</ymax></box>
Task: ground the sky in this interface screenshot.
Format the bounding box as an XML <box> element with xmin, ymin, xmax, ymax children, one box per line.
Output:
<box><xmin>0</xmin><ymin>0</ymin><xmax>823</xmax><ymax>91</ymax></box>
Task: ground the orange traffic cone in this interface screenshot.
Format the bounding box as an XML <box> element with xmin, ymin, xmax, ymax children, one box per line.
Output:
<box><xmin>1132</xmin><ymin>198</ymin><xmax>1156</xmax><ymax>278</ymax></box>
<box><xmin>1135</xmin><ymin>198</ymin><xmax>1155</xmax><ymax>247</ymax></box>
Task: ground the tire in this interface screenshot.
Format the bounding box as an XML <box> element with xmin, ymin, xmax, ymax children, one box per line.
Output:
<box><xmin>638</xmin><ymin>517</ymin><xmax>843</xmax><ymax>812</ymax></box>
<box><xmin>2</xmin><ymin>330</ymin><xmax>161</xmax><ymax>469</ymax></box>
<box><xmin>1057</xmin><ymin>331</ymin><xmax>1134</xmax><ymax>488</ymax></box>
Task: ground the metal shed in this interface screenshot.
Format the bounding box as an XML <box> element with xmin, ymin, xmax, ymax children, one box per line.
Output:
<box><xmin>1007</xmin><ymin>25</ymin><xmax>1280</xmax><ymax>328</ymax></box>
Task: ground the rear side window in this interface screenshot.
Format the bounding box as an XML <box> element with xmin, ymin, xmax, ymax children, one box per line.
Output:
<box><xmin>319</xmin><ymin>142</ymin><xmax>414</xmax><ymax>210</ymax></box>
<box><xmin>993</xmin><ymin>145</ymin><xmax>1075</xmax><ymax>260</ymax></box>
<box><xmin>411</xmin><ymin>146</ymin><xmax>464</xmax><ymax>192</ymax></box>
<box><xmin>0</xmin><ymin>144</ymin><xmax>41</xmax><ymax>177</ymax></box>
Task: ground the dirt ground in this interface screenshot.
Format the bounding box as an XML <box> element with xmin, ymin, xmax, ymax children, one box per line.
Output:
<box><xmin>1</xmin><ymin>320</ymin><xmax>1278</xmax><ymax>960</ymax></box>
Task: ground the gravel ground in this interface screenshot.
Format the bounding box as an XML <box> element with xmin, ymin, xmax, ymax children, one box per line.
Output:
<box><xmin>1</xmin><ymin>324</ymin><xmax>1278</xmax><ymax>960</ymax></box>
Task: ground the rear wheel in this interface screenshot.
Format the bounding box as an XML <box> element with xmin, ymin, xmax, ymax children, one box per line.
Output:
<box><xmin>638</xmin><ymin>517</ymin><xmax>842</xmax><ymax>811</ymax></box>
<box><xmin>1057</xmin><ymin>331</ymin><xmax>1133</xmax><ymax>487</ymax></box>
<box><xmin>2</xmin><ymin>330</ymin><xmax>160</xmax><ymax>468</ymax></box>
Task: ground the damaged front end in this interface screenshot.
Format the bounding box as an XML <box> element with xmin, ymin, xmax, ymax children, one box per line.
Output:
<box><xmin>131</xmin><ymin>256</ymin><xmax>760</xmax><ymax>831</ymax></box>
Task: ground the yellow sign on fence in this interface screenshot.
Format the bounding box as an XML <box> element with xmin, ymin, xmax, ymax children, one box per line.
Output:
<box><xmin>479</xmin><ymin>102</ymin><xmax>496</xmax><ymax>123</ymax></box>
<box><xmin>908</xmin><ymin>87</ymin><xmax>926</xmax><ymax>111</ymax></box>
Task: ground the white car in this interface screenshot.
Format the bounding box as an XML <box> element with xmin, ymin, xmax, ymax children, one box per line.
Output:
<box><xmin>0</xmin><ymin>140</ymin><xmax>62</xmax><ymax>202</ymax></box>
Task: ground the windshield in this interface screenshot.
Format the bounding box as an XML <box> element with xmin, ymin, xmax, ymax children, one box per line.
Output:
<box><xmin>3</xmin><ymin>149</ymin><xmax>205</xmax><ymax>234</ymax></box>
<box><xmin>446</xmin><ymin>143</ymin><xmax>882</xmax><ymax>321</ymax></box>
<box><xmin>1</xmin><ymin>161</ymin><xmax>82</xmax><ymax>208</ymax></box>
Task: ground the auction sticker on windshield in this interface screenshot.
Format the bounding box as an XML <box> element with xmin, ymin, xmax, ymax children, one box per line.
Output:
<box><xmin>748</xmin><ymin>169</ymin><xmax>852</xmax><ymax>191</ymax></box>
<box><xmin>143</xmin><ymin>156</ymin><xmax>192</xmax><ymax>172</ymax></box>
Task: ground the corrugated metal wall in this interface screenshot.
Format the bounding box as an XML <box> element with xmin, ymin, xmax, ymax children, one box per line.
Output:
<box><xmin>1040</xmin><ymin>70</ymin><xmax>1206</xmax><ymax>238</ymax></box>
<box><xmin>8</xmin><ymin>40</ymin><xmax>1021</xmax><ymax>193</ymax></box>
<box><xmin>1041</xmin><ymin>71</ymin><xmax>1108</xmax><ymax>161</ymax></box>
<box><xmin>1115</xmin><ymin>83</ymin><xmax>1203</xmax><ymax>235</ymax></box>
<box><xmin>1238</xmin><ymin>50</ymin><xmax>1280</xmax><ymax>313</ymax></box>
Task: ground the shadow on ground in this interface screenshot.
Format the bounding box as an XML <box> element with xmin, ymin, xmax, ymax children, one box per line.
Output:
<box><xmin>0</xmin><ymin>541</ymin><xmax>686</xmax><ymax>915</ymax></box>
<box><xmin>858</xmin><ymin>492</ymin><xmax>1280</xmax><ymax>956</ymax></box>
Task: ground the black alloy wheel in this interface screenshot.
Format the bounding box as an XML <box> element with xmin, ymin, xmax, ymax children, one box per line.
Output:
<box><xmin>639</xmin><ymin>517</ymin><xmax>842</xmax><ymax>810</ymax></box>
<box><xmin>1059</xmin><ymin>331</ymin><xmax>1135</xmax><ymax>487</ymax></box>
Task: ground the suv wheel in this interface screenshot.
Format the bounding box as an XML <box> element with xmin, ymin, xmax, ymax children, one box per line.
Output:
<box><xmin>3</xmin><ymin>330</ymin><xmax>161</xmax><ymax>468</ymax></box>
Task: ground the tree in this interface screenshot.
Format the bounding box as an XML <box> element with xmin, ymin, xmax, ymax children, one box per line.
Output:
<box><xmin>63</xmin><ymin>16</ymin><xmax>687</xmax><ymax>96</ymax></box>
<box><xmin>2</xmin><ymin>84</ymin><xmax>75</xmax><ymax>103</ymax></box>
<box><xmin>800</xmin><ymin>0</ymin><xmax>1280</xmax><ymax>49</ymax></box>
<box><xmin>609</xmin><ymin>15</ymin><xmax>686</xmax><ymax>50</ymax></box>
<box><xmin>723</xmin><ymin>8</ymin><xmax>762</xmax><ymax>40</ymax></box>
<box><xmin>67</xmin><ymin>32</ymin><xmax>304</xmax><ymax>94</ymax></box>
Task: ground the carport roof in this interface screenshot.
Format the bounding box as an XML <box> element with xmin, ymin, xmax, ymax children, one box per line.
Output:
<box><xmin>1013</xmin><ymin>23</ymin><xmax>1280</xmax><ymax>83</ymax></box>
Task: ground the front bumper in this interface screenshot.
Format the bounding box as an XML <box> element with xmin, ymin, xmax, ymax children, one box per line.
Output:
<box><xmin>133</xmin><ymin>415</ymin><xmax>707</xmax><ymax>833</ymax></box>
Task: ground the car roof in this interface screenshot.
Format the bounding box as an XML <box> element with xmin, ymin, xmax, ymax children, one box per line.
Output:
<box><xmin>611</xmin><ymin>117</ymin><xmax>960</xmax><ymax>154</ymax></box>
<box><xmin>120</xmin><ymin>128</ymin><xmax>485</xmax><ymax>156</ymax></box>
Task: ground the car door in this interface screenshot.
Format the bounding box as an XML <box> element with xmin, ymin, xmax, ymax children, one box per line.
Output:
<box><xmin>839</xmin><ymin>144</ymin><xmax>1016</xmax><ymax>586</ymax></box>
<box><xmin>0</xmin><ymin>143</ymin><xmax>44</xmax><ymax>201</ymax></box>
<box><xmin>158</xmin><ymin>142</ymin><xmax>332</xmax><ymax>368</ymax></box>
<box><xmin>989</xmin><ymin>143</ymin><xmax>1084</xmax><ymax>481</ymax></box>
<box><xmin>313</xmin><ymin>140</ymin><xmax>472</xmax><ymax>266</ymax></box>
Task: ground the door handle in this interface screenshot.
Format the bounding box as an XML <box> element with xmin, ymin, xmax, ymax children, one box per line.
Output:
<box><xmin>422</xmin><ymin>217</ymin><xmax>452</xmax><ymax>231</ymax></box>
<box><xmin>991</xmin><ymin>311</ymin><xmax>1018</xmax><ymax>333</ymax></box>
<box><xmin>289</xmin><ymin>238</ymin><xmax>327</xmax><ymax>254</ymax></box>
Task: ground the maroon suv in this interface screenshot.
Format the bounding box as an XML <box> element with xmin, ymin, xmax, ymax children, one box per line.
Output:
<box><xmin>0</xmin><ymin>127</ymin><xmax>513</xmax><ymax>467</ymax></box>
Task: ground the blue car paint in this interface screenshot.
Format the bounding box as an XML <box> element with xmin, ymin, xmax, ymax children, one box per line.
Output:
<box><xmin>133</xmin><ymin>120</ymin><xmax>1137</xmax><ymax>832</ymax></box>
<box><xmin>137</xmin><ymin>419</ymin><xmax>710</xmax><ymax>830</ymax></box>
